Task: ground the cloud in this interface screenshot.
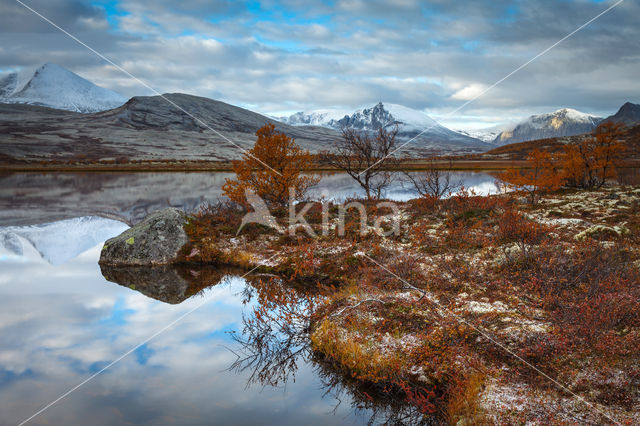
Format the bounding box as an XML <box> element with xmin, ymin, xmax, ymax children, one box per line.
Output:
<box><xmin>451</xmin><ymin>83</ymin><xmax>488</xmax><ymax>101</ymax></box>
<box><xmin>0</xmin><ymin>0</ymin><xmax>109</xmax><ymax>33</ymax></box>
<box><xmin>0</xmin><ymin>0</ymin><xmax>638</xmax><ymax>126</ymax></box>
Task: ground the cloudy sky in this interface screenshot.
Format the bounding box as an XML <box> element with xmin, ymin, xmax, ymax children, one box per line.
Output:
<box><xmin>0</xmin><ymin>0</ymin><xmax>638</xmax><ymax>129</ymax></box>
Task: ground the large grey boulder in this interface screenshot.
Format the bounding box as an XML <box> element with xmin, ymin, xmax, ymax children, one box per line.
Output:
<box><xmin>99</xmin><ymin>208</ymin><xmax>188</xmax><ymax>266</ymax></box>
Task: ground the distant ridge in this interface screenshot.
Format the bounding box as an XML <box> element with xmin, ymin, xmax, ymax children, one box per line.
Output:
<box><xmin>603</xmin><ymin>102</ymin><xmax>640</xmax><ymax>126</ymax></box>
<box><xmin>493</xmin><ymin>108</ymin><xmax>602</xmax><ymax>145</ymax></box>
<box><xmin>0</xmin><ymin>93</ymin><xmax>341</xmax><ymax>162</ymax></box>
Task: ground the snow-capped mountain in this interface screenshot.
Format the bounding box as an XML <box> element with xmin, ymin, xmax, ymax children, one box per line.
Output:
<box><xmin>0</xmin><ymin>63</ymin><xmax>126</xmax><ymax>113</ymax></box>
<box><xmin>0</xmin><ymin>216</ymin><xmax>128</xmax><ymax>265</ymax></box>
<box><xmin>493</xmin><ymin>108</ymin><xmax>602</xmax><ymax>145</ymax></box>
<box><xmin>278</xmin><ymin>102</ymin><xmax>490</xmax><ymax>152</ymax></box>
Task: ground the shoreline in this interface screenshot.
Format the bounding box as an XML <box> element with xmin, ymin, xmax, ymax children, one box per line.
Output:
<box><xmin>0</xmin><ymin>159</ymin><xmax>555</xmax><ymax>173</ymax></box>
<box><xmin>154</xmin><ymin>185</ymin><xmax>640</xmax><ymax>424</ymax></box>
<box><xmin>2</xmin><ymin>159</ymin><xmax>639</xmax><ymax>173</ymax></box>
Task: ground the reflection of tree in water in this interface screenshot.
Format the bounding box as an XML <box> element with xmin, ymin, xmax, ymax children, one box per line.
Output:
<box><xmin>228</xmin><ymin>276</ymin><xmax>314</xmax><ymax>388</ymax></box>
<box><xmin>228</xmin><ymin>276</ymin><xmax>435</xmax><ymax>425</ymax></box>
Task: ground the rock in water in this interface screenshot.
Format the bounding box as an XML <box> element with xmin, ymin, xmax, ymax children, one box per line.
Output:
<box><xmin>99</xmin><ymin>208</ymin><xmax>188</xmax><ymax>266</ymax></box>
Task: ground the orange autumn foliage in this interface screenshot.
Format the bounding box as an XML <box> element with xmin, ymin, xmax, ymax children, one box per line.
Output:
<box><xmin>501</xmin><ymin>149</ymin><xmax>562</xmax><ymax>204</ymax></box>
<box><xmin>562</xmin><ymin>121</ymin><xmax>626</xmax><ymax>189</ymax></box>
<box><xmin>222</xmin><ymin>123</ymin><xmax>319</xmax><ymax>208</ymax></box>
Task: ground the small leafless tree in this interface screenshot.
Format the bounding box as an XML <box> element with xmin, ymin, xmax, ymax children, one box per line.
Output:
<box><xmin>403</xmin><ymin>159</ymin><xmax>461</xmax><ymax>202</ymax></box>
<box><xmin>324</xmin><ymin>126</ymin><xmax>399</xmax><ymax>200</ymax></box>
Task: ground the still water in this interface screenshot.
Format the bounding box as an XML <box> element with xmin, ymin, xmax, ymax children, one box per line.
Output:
<box><xmin>0</xmin><ymin>171</ymin><xmax>501</xmax><ymax>225</ymax></box>
<box><xmin>0</xmin><ymin>171</ymin><xmax>499</xmax><ymax>425</ymax></box>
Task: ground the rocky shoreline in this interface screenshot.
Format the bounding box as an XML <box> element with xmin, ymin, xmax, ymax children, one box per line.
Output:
<box><xmin>100</xmin><ymin>186</ymin><xmax>640</xmax><ymax>424</ymax></box>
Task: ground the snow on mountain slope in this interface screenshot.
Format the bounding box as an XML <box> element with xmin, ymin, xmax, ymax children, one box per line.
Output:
<box><xmin>494</xmin><ymin>108</ymin><xmax>602</xmax><ymax>145</ymax></box>
<box><xmin>455</xmin><ymin>122</ymin><xmax>518</xmax><ymax>144</ymax></box>
<box><xmin>275</xmin><ymin>109</ymin><xmax>350</xmax><ymax>126</ymax></box>
<box><xmin>0</xmin><ymin>63</ymin><xmax>126</xmax><ymax>113</ymax></box>
<box><xmin>0</xmin><ymin>216</ymin><xmax>128</xmax><ymax>265</ymax></box>
<box><xmin>456</xmin><ymin>129</ymin><xmax>501</xmax><ymax>143</ymax></box>
<box><xmin>278</xmin><ymin>102</ymin><xmax>489</xmax><ymax>151</ymax></box>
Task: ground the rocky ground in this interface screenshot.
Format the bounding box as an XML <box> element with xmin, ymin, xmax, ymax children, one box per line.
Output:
<box><xmin>0</xmin><ymin>95</ymin><xmax>340</xmax><ymax>163</ymax></box>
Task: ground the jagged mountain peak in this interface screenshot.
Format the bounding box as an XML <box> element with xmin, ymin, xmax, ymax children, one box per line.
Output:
<box><xmin>276</xmin><ymin>102</ymin><xmax>489</xmax><ymax>152</ymax></box>
<box><xmin>0</xmin><ymin>63</ymin><xmax>125</xmax><ymax>113</ymax></box>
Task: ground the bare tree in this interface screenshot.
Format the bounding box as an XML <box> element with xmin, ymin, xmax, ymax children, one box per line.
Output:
<box><xmin>403</xmin><ymin>158</ymin><xmax>461</xmax><ymax>202</ymax></box>
<box><xmin>324</xmin><ymin>126</ymin><xmax>399</xmax><ymax>200</ymax></box>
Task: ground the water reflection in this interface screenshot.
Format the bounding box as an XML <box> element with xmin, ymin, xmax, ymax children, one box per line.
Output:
<box><xmin>0</xmin><ymin>243</ymin><xmax>375</xmax><ymax>425</ymax></box>
<box><xmin>0</xmin><ymin>216</ymin><xmax>128</xmax><ymax>265</ymax></box>
<box><xmin>100</xmin><ymin>264</ymin><xmax>242</xmax><ymax>304</ymax></box>
<box><xmin>0</xmin><ymin>171</ymin><xmax>500</xmax><ymax>226</ymax></box>
<box><xmin>310</xmin><ymin>171</ymin><xmax>500</xmax><ymax>202</ymax></box>
<box><xmin>1</xmin><ymin>233</ymin><xmax>430</xmax><ymax>424</ymax></box>
<box><xmin>229</xmin><ymin>276</ymin><xmax>432</xmax><ymax>425</ymax></box>
<box><xmin>0</xmin><ymin>171</ymin><xmax>504</xmax><ymax>424</ymax></box>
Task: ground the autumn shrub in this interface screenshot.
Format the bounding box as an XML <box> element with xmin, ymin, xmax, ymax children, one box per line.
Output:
<box><xmin>494</xmin><ymin>205</ymin><xmax>548</xmax><ymax>261</ymax></box>
<box><xmin>222</xmin><ymin>123</ymin><xmax>319</xmax><ymax>209</ymax></box>
<box><xmin>443</xmin><ymin>370</ymin><xmax>487</xmax><ymax>425</ymax></box>
<box><xmin>505</xmin><ymin>241</ymin><xmax>640</xmax><ymax>375</ymax></box>
<box><xmin>438</xmin><ymin>191</ymin><xmax>504</xmax><ymax>250</ymax></box>
<box><xmin>179</xmin><ymin>202</ymin><xmax>249</xmax><ymax>264</ymax></box>
<box><xmin>407</xmin><ymin>196</ymin><xmax>440</xmax><ymax>218</ymax></box>
<box><xmin>444</xmin><ymin>187</ymin><xmax>502</xmax><ymax>219</ymax></box>
<box><xmin>501</xmin><ymin>149</ymin><xmax>562</xmax><ymax>204</ymax></box>
<box><xmin>561</xmin><ymin>122</ymin><xmax>625</xmax><ymax>189</ymax></box>
<box><xmin>443</xmin><ymin>217</ymin><xmax>489</xmax><ymax>250</ymax></box>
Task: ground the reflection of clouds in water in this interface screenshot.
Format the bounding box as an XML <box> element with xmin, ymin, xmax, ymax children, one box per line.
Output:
<box><xmin>468</xmin><ymin>181</ymin><xmax>501</xmax><ymax>196</ymax></box>
<box><xmin>310</xmin><ymin>171</ymin><xmax>500</xmax><ymax>201</ymax></box>
<box><xmin>0</xmin><ymin>247</ymin><xmax>366</xmax><ymax>425</ymax></box>
<box><xmin>0</xmin><ymin>170</ymin><xmax>505</xmax><ymax>424</ymax></box>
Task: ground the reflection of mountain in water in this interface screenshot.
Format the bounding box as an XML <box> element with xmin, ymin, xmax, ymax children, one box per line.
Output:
<box><xmin>0</xmin><ymin>171</ymin><xmax>500</xmax><ymax>226</ymax></box>
<box><xmin>0</xmin><ymin>172</ymin><xmax>234</xmax><ymax>226</ymax></box>
<box><xmin>0</xmin><ymin>216</ymin><xmax>128</xmax><ymax>265</ymax></box>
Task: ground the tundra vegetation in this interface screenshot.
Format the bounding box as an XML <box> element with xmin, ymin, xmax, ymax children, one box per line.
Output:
<box><xmin>184</xmin><ymin>124</ymin><xmax>639</xmax><ymax>424</ymax></box>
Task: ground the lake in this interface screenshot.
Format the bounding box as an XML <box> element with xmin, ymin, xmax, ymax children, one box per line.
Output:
<box><xmin>0</xmin><ymin>171</ymin><xmax>500</xmax><ymax>425</ymax></box>
<box><xmin>0</xmin><ymin>171</ymin><xmax>502</xmax><ymax>225</ymax></box>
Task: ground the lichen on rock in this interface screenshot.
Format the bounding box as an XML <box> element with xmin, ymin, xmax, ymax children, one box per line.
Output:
<box><xmin>99</xmin><ymin>207</ymin><xmax>188</xmax><ymax>266</ymax></box>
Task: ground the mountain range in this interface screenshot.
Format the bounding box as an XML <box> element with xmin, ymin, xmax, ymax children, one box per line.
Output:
<box><xmin>0</xmin><ymin>93</ymin><xmax>341</xmax><ymax>162</ymax></box>
<box><xmin>0</xmin><ymin>63</ymin><xmax>639</xmax><ymax>161</ymax></box>
<box><xmin>277</xmin><ymin>102</ymin><xmax>491</xmax><ymax>152</ymax></box>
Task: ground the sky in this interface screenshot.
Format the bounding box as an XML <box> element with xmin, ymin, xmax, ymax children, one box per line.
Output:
<box><xmin>0</xmin><ymin>0</ymin><xmax>638</xmax><ymax>130</ymax></box>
